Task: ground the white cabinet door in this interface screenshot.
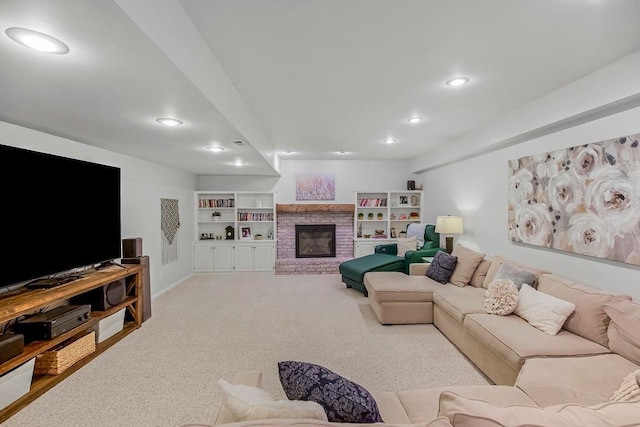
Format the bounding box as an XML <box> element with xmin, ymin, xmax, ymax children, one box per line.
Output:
<box><xmin>213</xmin><ymin>244</ymin><xmax>235</xmax><ymax>272</ymax></box>
<box><xmin>254</xmin><ymin>243</ymin><xmax>275</xmax><ymax>271</ymax></box>
<box><xmin>354</xmin><ymin>241</ymin><xmax>377</xmax><ymax>258</ymax></box>
<box><xmin>354</xmin><ymin>239</ymin><xmax>396</xmax><ymax>257</ymax></box>
<box><xmin>193</xmin><ymin>244</ymin><xmax>214</xmax><ymax>272</ymax></box>
<box><xmin>235</xmin><ymin>243</ymin><xmax>255</xmax><ymax>271</ymax></box>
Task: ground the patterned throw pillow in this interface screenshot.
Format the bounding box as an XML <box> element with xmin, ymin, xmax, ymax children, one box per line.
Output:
<box><xmin>425</xmin><ymin>251</ymin><xmax>458</xmax><ymax>284</ymax></box>
<box><xmin>484</xmin><ymin>279</ymin><xmax>519</xmax><ymax>315</ymax></box>
<box><xmin>277</xmin><ymin>361</ymin><xmax>383</xmax><ymax>423</ymax></box>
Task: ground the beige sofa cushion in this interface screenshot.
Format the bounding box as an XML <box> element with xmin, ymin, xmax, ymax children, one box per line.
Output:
<box><xmin>482</xmin><ymin>255</ymin><xmax>549</xmax><ymax>289</ymax></box>
<box><xmin>515</xmin><ymin>354</ymin><xmax>640</xmax><ymax>407</ymax></box>
<box><xmin>464</xmin><ymin>314</ymin><xmax>610</xmax><ymax>370</ymax></box>
<box><xmin>397</xmin><ymin>385</ymin><xmax>535</xmax><ymax>425</ymax></box>
<box><xmin>537</xmin><ymin>274</ymin><xmax>631</xmax><ymax>347</ymax></box>
<box><xmin>604</xmin><ymin>298</ymin><xmax>640</xmax><ymax>365</ymax></box>
<box><xmin>437</xmin><ymin>391</ymin><xmax>640</xmax><ymax>427</ymax></box>
<box><xmin>371</xmin><ymin>391</ymin><xmax>411</xmax><ymax>424</ymax></box>
<box><xmin>468</xmin><ymin>258</ymin><xmax>491</xmax><ymax>288</ymax></box>
<box><xmin>448</xmin><ymin>245</ymin><xmax>485</xmax><ymax>287</ymax></box>
<box><xmin>364</xmin><ymin>272</ymin><xmax>438</xmax><ymax>303</ymax></box>
<box><xmin>432</xmin><ymin>285</ymin><xmax>487</xmax><ymax>323</ymax></box>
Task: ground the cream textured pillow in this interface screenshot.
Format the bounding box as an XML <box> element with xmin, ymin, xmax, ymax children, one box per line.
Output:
<box><xmin>484</xmin><ymin>279</ymin><xmax>519</xmax><ymax>315</ymax></box>
<box><xmin>396</xmin><ymin>236</ymin><xmax>417</xmax><ymax>257</ymax></box>
<box><xmin>449</xmin><ymin>244</ymin><xmax>485</xmax><ymax>287</ymax></box>
<box><xmin>217</xmin><ymin>379</ymin><xmax>328</xmax><ymax>422</ymax></box>
<box><xmin>514</xmin><ymin>284</ymin><xmax>576</xmax><ymax>335</ymax></box>
<box><xmin>610</xmin><ymin>370</ymin><xmax>640</xmax><ymax>402</ymax></box>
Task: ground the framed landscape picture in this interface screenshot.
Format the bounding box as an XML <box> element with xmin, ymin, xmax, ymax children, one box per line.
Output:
<box><xmin>295</xmin><ymin>173</ymin><xmax>335</xmax><ymax>200</ymax></box>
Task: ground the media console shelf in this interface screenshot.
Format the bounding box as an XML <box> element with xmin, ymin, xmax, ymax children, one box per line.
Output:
<box><xmin>0</xmin><ymin>264</ymin><xmax>143</xmax><ymax>423</ymax></box>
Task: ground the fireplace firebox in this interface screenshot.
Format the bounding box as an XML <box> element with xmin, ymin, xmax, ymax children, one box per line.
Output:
<box><xmin>295</xmin><ymin>224</ymin><xmax>336</xmax><ymax>258</ymax></box>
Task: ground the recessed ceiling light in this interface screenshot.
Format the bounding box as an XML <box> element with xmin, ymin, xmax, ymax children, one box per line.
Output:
<box><xmin>206</xmin><ymin>146</ymin><xmax>225</xmax><ymax>152</ymax></box>
<box><xmin>338</xmin><ymin>151</ymin><xmax>347</xmax><ymax>155</ymax></box>
<box><xmin>156</xmin><ymin>117</ymin><xmax>183</xmax><ymax>127</ymax></box>
<box><xmin>446</xmin><ymin>77</ymin><xmax>470</xmax><ymax>87</ymax></box>
<box><xmin>407</xmin><ymin>116</ymin><xmax>423</xmax><ymax>124</ymax></box>
<box><xmin>384</xmin><ymin>138</ymin><xmax>397</xmax><ymax>144</ymax></box>
<box><xmin>284</xmin><ymin>150</ymin><xmax>293</xmax><ymax>154</ymax></box>
<box><xmin>6</xmin><ymin>27</ymin><xmax>70</xmax><ymax>54</ymax></box>
<box><xmin>233</xmin><ymin>160</ymin><xmax>245</xmax><ymax>166</ymax></box>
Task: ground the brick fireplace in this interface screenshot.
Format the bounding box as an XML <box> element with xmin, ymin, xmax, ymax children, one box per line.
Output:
<box><xmin>275</xmin><ymin>204</ymin><xmax>354</xmax><ymax>274</ymax></box>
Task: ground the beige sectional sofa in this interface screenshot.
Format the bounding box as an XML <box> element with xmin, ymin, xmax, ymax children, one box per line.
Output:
<box><xmin>186</xmin><ymin>249</ymin><xmax>640</xmax><ymax>426</ymax></box>
<box><xmin>364</xmin><ymin>252</ymin><xmax>639</xmax><ymax>390</ymax></box>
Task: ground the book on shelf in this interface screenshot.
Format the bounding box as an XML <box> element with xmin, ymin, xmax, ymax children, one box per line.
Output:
<box><xmin>359</xmin><ymin>198</ymin><xmax>387</xmax><ymax>207</ymax></box>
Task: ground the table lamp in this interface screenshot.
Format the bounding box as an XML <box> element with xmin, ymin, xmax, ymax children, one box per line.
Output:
<box><xmin>435</xmin><ymin>215</ymin><xmax>463</xmax><ymax>254</ymax></box>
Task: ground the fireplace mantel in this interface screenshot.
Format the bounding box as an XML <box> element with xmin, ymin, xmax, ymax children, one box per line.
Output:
<box><xmin>276</xmin><ymin>204</ymin><xmax>354</xmax><ymax>213</ymax></box>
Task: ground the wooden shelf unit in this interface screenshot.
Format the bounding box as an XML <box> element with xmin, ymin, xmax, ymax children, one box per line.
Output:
<box><xmin>0</xmin><ymin>264</ymin><xmax>144</xmax><ymax>423</ymax></box>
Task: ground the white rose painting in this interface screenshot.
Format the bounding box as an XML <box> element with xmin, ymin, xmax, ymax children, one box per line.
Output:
<box><xmin>508</xmin><ymin>133</ymin><xmax>640</xmax><ymax>266</ymax></box>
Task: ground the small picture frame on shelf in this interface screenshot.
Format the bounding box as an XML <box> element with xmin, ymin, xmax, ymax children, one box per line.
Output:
<box><xmin>241</xmin><ymin>226</ymin><xmax>252</xmax><ymax>240</ymax></box>
<box><xmin>399</xmin><ymin>196</ymin><xmax>408</xmax><ymax>205</ymax></box>
<box><xmin>410</xmin><ymin>195</ymin><xmax>419</xmax><ymax>206</ymax></box>
<box><xmin>390</xmin><ymin>227</ymin><xmax>396</xmax><ymax>238</ymax></box>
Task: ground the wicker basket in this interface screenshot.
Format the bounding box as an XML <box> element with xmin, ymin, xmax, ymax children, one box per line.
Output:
<box><xmin>34</xmin><ymin>331</ymin><xmax>96</xmax><ymax>375</ymax></box>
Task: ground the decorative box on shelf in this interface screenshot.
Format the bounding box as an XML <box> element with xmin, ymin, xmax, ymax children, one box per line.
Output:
<box><xmin>34</xmin><ymin>331</ymin><xmax>96</xmax><ymax>376</ymax></box>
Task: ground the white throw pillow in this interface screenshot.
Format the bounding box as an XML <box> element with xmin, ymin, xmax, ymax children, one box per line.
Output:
<box><xmin>515</xmin><ymin>284</ymin><xmax>576</xmax><ymax>335</ymax></box>
<box><xmin>396</xmin><ymin>236</ymin><xmax>417</xmax><ymax>257</ymax></box>
<box><xmin>217</xmin><ymin>379</ymin><xmax>327</xmax><ymax>421</ymax></box>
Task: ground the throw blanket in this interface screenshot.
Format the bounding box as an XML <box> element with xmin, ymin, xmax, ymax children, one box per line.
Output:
<box><xmin>406</xmin><ymin>223</ymin><xmax>426</xmax><ymax>249</ymax></box>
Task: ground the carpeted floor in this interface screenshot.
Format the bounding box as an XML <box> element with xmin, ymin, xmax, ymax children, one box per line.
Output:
<box><xmin>3</xmin><ymin>273</ymin><xmax>489</xmax><ymax>427</ymax></box>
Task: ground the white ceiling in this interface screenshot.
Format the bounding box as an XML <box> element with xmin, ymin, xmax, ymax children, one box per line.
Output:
<box><xmin>1</xmin><ymin>0</ymin><xmax>640</xmax><ymax>176</ymax></box>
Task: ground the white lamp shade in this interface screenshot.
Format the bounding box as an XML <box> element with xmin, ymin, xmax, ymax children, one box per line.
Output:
<box><xmin>435</xmin><ymin>216</ymin><xmax>463</xmax><ymax>235</ymax></box>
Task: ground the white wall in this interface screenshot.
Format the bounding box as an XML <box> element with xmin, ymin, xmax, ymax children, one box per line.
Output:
<box><xmin>0</xmin><ymin>121</ymin><xmax>196</xmax><ymax>297</ymax></box>
<box><xmin>420</xmin><ymin>106</ymin><xmax>640</xmax><ymax>300</ymax></box>
<box><xmin>198</xmin><ymin>160</ymin><xmax>419</xmax><ymax>203</ymax></box>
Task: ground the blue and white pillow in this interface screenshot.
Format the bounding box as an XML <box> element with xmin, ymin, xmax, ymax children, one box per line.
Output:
<box><xmin>278</xmin><ymin>360</ymin><xmax>384</xmax><ymax>423</ymax></box>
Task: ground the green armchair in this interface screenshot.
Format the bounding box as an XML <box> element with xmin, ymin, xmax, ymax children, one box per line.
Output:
<box><xmin>374</xmin><ymin>224</ymin><xmax>444</xmax><ymax>274</ymax></box>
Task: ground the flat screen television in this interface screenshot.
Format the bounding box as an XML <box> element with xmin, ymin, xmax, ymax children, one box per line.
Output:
<box><xmin>0</xmin><ymin>144</ymin><xmax>121</xmax><ymax>288</ymax></box>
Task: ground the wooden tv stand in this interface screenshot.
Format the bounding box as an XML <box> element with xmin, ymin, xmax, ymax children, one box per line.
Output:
<box><xmin>0</xmin><ymin>264</ymin><xmax>144</xmax><ymax>423</ymax></box>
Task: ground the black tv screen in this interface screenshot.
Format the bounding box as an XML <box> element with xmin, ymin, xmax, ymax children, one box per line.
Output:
<box><xmin>1</xmin><ymin>144</ymin><xmax>121</xmax><ymax>288</ymax></box>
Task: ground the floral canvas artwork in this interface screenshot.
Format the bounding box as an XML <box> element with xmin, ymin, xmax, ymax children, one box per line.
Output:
<box><xmin>296</xmin><ymin>173</ymin><xmax>335</xmax><ymax>200</ymax></box>
<box><xmin>508</xmin><ymin>133</ymin><xmax>640</xmax><ymax>266</ymax></box>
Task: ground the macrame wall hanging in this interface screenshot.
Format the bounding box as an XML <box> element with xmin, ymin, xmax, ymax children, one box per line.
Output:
<box><xmin>160</xmin><ymin>198</ymin><xmax>180</xmax><ymax>265</ymax></box>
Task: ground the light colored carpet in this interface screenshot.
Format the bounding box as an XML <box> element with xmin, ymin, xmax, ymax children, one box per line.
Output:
<box><xmin>4</xmin><ymin>273</ymin><xmax>489</xmax><ymax>427</ymax></box>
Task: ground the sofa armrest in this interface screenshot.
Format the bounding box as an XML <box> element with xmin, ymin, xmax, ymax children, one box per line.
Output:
<box><xmin>403</xmin><ymin>248</ymin><xmax>443</xmax><ymax>273</ymax></box>
<box><xmin>375</xmin><ymin>243</ymin><xmax>398</xmax><ymax>255</ymax></box>
<box><xmin>410</xmin><ymin>263</ymin><xmax>429</xmax><ymax>276</ymax></box>
<box><xmin>405</xmin><ymin>248</ymin><xmax>441</xmax><ymax>263</ymax></box>
<box><xmin>214</xmin><ymin>371</ymin><xmax>263</xmax><ymax>425</ymax></box>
